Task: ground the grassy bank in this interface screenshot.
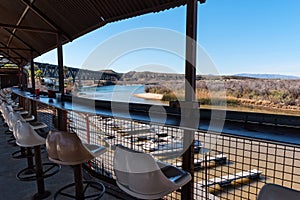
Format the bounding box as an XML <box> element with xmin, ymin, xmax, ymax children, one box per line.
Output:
<box><xmin>145</xmin><ymin>82</ymin><xmax>300</xmax><ymax>115</ymax></box>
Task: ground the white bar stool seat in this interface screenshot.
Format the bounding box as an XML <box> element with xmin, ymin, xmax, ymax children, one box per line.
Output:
<box><xmin>46</xmin><ymin>131</ymin><xmax>106</xmax><ymax>200</ymax></box>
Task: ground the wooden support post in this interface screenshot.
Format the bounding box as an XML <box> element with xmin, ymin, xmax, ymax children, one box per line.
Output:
<box><xmin>19</xmin><ymin>96</ymin><xmax>25</xmax><ymax>108</ymax></box>
<box><xmin>57</xmin><ymin>33</ymin><xmax>64</xmax><ymax>95</ymax></box>
<box><xmin>29</xmin><ymin>55</ymin><xmax>38</xmax><ymax>119</ymax></box>
<box><xmin>56</xmin><ymin>33</ymin><xmax>68</xmax><ymax>131</ymax></box>
<box><xmin>57</xmin><ymin>109</ymin><xmax>68</xmax><ymax>131</ymax></box>
<box><xmin>30</xmin><ymin>53</ymin><xmax>35</xmax><ymax>93</ymax></box>
<box><xmin>31</xmin><ymin>100</ymin><xmax>37</xmax><ymax>121</ymax></box>
<box><xmin>20</xmin><ymin>65</ymin><xmax>25</xmax><ymax>90</ymax></box>
<box><xmin>181</xmin><ymin>0</ymin><xmax>198</xmax><ymax>199</ymax></box>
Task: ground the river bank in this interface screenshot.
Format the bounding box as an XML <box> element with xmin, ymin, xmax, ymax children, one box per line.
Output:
<box><xmin>133</xmin><ymin>93</ymin><xmax>163</xmax><ymax>100</ymax></box>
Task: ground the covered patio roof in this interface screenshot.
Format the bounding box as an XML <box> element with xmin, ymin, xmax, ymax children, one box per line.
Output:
<box><xmin>0</xmin><ymin>0</ymin><xmax>205</xmax><ymax>66</ymax></box>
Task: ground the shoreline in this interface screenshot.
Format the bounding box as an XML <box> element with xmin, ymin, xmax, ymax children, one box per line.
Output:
<box><xmin>133</xmin><ymin>93</ymin><xmax>163</xmax><ymax>100</ymax></box>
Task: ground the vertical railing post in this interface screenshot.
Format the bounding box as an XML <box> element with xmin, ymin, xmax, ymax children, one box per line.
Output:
<box><xmin>181</xmin><ymin>0</ymin><xmax>198</xmax><ymax>199</ymax></box>
<box><xmin>85</xmin><ymin>114</ymin><xmax>92</xmax><ymax>168</ymax></box>
<box><xmin>86</xmin><ymin>114</ymin><xmax>90</xmax><ymax>143</ymax></box>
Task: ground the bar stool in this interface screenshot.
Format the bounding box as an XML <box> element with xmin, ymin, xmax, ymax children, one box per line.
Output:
<box><xmin>7</xmin><ymin>111</ymin><xmax>27</xmax><ymax>158</ymax></box>
<box><xmin>114</xmin><ymin>145</ymin><xmax>192</xmax><ymax>199</ymax></box>
<box><xmin>2</xmin><ymin>103</ymin><xmax>11</xmax><ymax>130</ymax></box>
<box><xmin>13</xmin><ymin>119</ymin><xmax>60</xmax><ymax>181</ymax></box>
<box><xmin>14</xmin><ymin>120</ymin><xmax>60</xmax><ymax>199</ymax></box>
<box><xmin>8</xmin><ymin>109</ymin><xmax>43</xmax><ymax>159</ymax></box>
<box><xmin>258</xmin><ymin>183</ymin><xmax>300</xmax><ymax>200</ymax></box>
<box><xmin>46</xmin><ymin>130</ymin><xmax>107</xmax><ymax>200</ymax></box>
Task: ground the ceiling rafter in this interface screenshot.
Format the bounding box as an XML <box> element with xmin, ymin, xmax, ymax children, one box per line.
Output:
<box><xmin>3</xmin><ymin>28</ymin><xmax>39</xmax><ymax>55</ymax></box>
<box><xmin>0</xmin><ymin>46</ymin><xmax>31</xmax><ymax>51</ymax></box>
<box><xmin>0</xmin><ymin>41</ymin><xmax>29</xmax><ymax>62</ymax></box>
<box><xmin>21</xmin><ymin>0</ymin><xmax>72</xmax><ymax>41</ymax></box>
<box><xmin>0</xmin><ymin>0</ymin><xmax>206</xmax><ymax>67</ymax></box>
<box><xmin>0</xmin><ymin>50</ymin><xmax>21</xmax><ymax>65</ymax></box>
<box><xmin>0</xmin><ymin>23</ymin><xmax>57</xmax><ymax>34</ymax></box>
<box><xmin>7</xmin><ymin>1</ymin><xmax>31</xmax><ymax>47</ymax></box>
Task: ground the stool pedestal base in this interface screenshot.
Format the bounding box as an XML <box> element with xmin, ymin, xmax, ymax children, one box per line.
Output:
<box><xmin>54</xmin><ymin>181</ymin><xmax>105</xmax><ymax>200</ymax></box>
<box><xmin>32</xmin><ymin>190</ymin><xmax>51</xmax><ymax>200</ymax></box>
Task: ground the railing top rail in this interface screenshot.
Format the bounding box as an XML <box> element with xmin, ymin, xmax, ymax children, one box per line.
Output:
<box><xmin>12</xmin><ymin>87</ymin><xmax>300</xmax><ymax>146</ymax></box>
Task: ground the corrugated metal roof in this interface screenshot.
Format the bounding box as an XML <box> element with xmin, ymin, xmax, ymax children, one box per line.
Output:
<box><xmin>0</xmin><ymin>0</ymin><xmax>205</xmax><ymax>66</ymax></box>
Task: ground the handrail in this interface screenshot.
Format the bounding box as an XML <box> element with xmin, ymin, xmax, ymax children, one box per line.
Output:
<box><xmin>12</xmin><ymin>87</ymin><xmax>300</xmax><ymax>146</ymax></box>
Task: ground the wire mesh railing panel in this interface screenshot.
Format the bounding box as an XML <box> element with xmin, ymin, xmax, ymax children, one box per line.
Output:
<box><xmin>193</xmin><ymin>132</ymin><xmax>300</xmax><ymax>200</ymax></box>
<box><xmin>19</xmin><ymin>99</ymin><xmax>300</xmax><ymax>200</ymax></box>
<box><xmin>63</xmin><ymin>112</ymin><xmax>300</xmax><ymax>200</ymax></box>
<box><xmin>36</xmin><ymin>101</ymin><xmax>58</xmax><ymax>132</ymax></box>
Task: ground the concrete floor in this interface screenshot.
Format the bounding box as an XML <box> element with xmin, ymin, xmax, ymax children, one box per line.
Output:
<box><xmin>0</xmin><ymin>119</ymin><xmax>119</xmax><ymax>200</ymax></box>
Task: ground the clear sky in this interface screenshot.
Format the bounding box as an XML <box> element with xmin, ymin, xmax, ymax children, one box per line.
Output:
<box><xmin>35</xmin><ymin>0</ymin><xmax>300</xmax><ymax>76</ymax></box>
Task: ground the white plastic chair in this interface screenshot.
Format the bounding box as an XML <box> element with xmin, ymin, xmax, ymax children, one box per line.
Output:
<box><xmin>46</xmin><ymin>130</ymin><xmax>106</xmax><ymax>199</ymax></box>
<box><xmin>258</xmin><ymin>183</ymin><xmax>300</xmax><ymax>200</ymax></box>
<box><xmin>113</xmin><ymin>145</ymin><xmax>192</xmax><ymax>199</ymax></box>
<box><xmin>14</xmin><ymin>120</ymin><xmax>45</xmax><ymax>148</ymax></box>
<box><xmin>13</xmin><ymin>120</ymin><xmax>60</xmax><ymax>199</ymax></box>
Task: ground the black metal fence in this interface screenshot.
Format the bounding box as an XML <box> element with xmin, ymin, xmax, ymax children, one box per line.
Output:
<box><xmin>31</xmin><ymin>97</ymin><xmax>300</xmax><ymax>200</ymax></box>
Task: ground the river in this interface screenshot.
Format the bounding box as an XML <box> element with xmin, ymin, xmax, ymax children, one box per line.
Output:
<box><xmin>79</xmin><ymin>85</ymin><xmax>165</xmax><ymax>105</ymax></box>
<box><xmin>78</xmin><ymin>85</ymin><xmax>300</xmax><ymax>116</ymax></box>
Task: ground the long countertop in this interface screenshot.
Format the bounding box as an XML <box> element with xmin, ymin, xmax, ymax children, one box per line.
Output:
<box><xmin>12</xmin><ymin>87</ymin><xmax>300</xmax><ymax>146</ymax></box>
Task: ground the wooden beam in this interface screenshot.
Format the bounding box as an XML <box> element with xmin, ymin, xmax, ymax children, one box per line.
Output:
<box><xmin>6</xmin><ymin>2</ymin><xmax>31</xmax><ymax>47</ymax></box>
<box><xmin>0</xmin><ymin>23</ymin><xmax>57</xmax><ymax>34</ymax></box>
<box><xmin>3</xmin><ymin>28</ymin><xmax>40</xmax><ymax>55</ymax></box>
<box><xmin>21</xmin><ymin>0</ymin><xmax>72</xmax><ymax>41</ymax></box>
<box><xmin>0</xmin><ymin>41</ymin><xmax>28</xmax><ymax>61</ymax></box>
<box><xmin>0</xmin><ymin>46</ymin><xmax>31</xmax><ymax>51</ymax></box>
<box><xmin>0</xmin><ymin>50</ymin><xmax>21</xmax><ymax>64</ymax></box>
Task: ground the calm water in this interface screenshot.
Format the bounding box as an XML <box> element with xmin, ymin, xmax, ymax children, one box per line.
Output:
<box><xmin>80</xmin><ymin>85</ymin><xmax>165</xmax><ymax>105</ymax></box>
<box><xmin>79</xmin><ymin>85</ymin><xmax>300</xmax><ymax>116</ymax></box>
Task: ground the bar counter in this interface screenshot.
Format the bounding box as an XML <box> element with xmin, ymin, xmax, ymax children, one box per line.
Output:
<box><xmin>12</xmin><ymin>87</ymin><xmax>300</xmax><ymax>146</ymax></box>
<box><xmin>12</xmin><ymin>87</ymin><xmax>183</xmax><ymax>127</ymax></box>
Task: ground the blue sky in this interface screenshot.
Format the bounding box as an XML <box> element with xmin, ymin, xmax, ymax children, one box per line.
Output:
<box><xmin>36</xmin><ymin>1</ymin><xmax>300</xmax><ymax>76</ymax></box>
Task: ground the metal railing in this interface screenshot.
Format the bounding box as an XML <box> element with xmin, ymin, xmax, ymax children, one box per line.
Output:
<box><xmin>19</xmin><ymin>94</ymin><xmax>300</xmax><ymax>200</ymax></box>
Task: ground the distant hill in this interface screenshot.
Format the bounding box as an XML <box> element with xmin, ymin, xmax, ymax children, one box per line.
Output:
<box><xmin>119</xmin><ymin>71</ymin><xmax>300</xmax><ymax>82</ymax></box>
<box><xmin>234</xmin><ymin>73</ymin><xmax>300</xmax><ymax>80</ymax></box>
<box><xmin>120</xmin><ymin>71</ymin><xmax>184</xmax><ymax>83</ymax></box>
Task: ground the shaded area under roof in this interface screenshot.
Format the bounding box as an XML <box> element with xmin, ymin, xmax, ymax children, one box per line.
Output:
<box><xmin>0</xmin><ymin>0</ymin><xmax>205</xmax><ymax>67</ymax></box>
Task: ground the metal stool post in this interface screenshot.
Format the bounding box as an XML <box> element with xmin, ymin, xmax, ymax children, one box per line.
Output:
<box><xmin>27</xmin><ymin>147</ymin><xmax>34</xmax><ymax>168</ymax></box>
<box><xmin>33</xmin><ymin>145</ymin><xmax>51</xmax><ymax>200</ymax></box>
<box><xmin>74</xmin><ymin>164</ymin><xmax>84</xmax><ymax>200</ymax></box>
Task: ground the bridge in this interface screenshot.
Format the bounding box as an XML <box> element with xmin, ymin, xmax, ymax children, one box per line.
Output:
<box><xmin>34</xmin><ymin>62</ymin><xmax>120</xmax><ymax>85</ymax></box>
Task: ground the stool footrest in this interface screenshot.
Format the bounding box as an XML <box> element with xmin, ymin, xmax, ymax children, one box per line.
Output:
<box><xmin>54</xmin><ymin>181</ymin><xmax>105</xmax><ymax>200</ymax></box>
<box><xmin>7</xmin><ymin>138</ymin><xmax>17</xmax><ymax>146</ymax></box>
<box><xmin>11</xmin><ymin>149</ymin><xmax>33</xmax><ymax>159</ymax></box>
<box><xmin>4</xmin><ymin>129</ymin><xmax>11</xmax><ymax>134</ymax></box>
<box><xmin>17</xmin><ymin>162</ymin><xmax>61</xmax><ymax>181</ymax></box>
